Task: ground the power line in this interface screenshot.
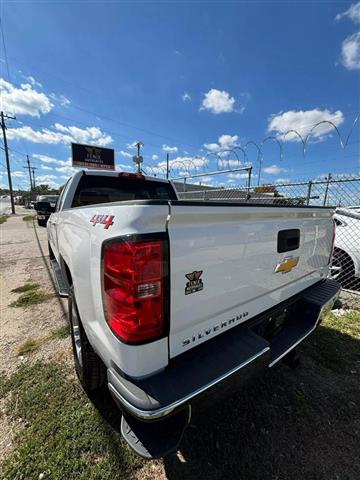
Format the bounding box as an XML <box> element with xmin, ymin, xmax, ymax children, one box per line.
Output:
<box><xmin>0</xmin><ymin>15</ymin><xmax>11</xmax><ymax>82</ymax></box>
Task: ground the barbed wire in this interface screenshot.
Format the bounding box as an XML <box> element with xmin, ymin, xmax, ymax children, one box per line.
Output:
<box><xmin>145</xmin><ymin>112</ymin><xmax>359</xmax><ymax>182</ymax></box>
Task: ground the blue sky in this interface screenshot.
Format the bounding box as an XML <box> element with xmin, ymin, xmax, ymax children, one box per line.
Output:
<box><xmin>0</xmin><ymin>0</ymin><xmax>359</xmax><ymax>190</ymax></box>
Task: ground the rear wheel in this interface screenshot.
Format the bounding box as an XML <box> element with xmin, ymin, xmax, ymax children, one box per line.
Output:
<box><xmin>37</xmin><ymin>218</ymin><xmax>47</xmax><ymax>227</ymax></box>
<box><xmin>330</xmin><ymin>249</ymin><xmax>354</xmax><ymax>287</ymax></box>
<box><xmin>68</xmin><ymin>288</ymin><xmax>106</xmax><ymax>392</ymax></box>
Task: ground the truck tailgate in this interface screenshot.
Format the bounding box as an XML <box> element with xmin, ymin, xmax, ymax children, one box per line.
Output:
<box><xmin>167</xmin><ymin>203</ymin><xmax>334</xmax><ymax>358</ymax></box>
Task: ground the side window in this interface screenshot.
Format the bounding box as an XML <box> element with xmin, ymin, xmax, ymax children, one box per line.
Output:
<box><xmin>55</xmin><ymin>180</ymin><xmax>70</xmax><ymax>212</ymax></box>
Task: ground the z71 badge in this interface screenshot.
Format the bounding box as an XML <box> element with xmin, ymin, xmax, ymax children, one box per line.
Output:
<box><xmin>185</xmin><ymin>271</ymin><xmax>204</xmax><ymax>295</ymax></box>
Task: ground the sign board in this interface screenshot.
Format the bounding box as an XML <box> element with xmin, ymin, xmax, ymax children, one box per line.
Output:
<box><xmin>71</xmin><ymin>143</ymin><xmax>115</xmax><ymax>170</ymax></box>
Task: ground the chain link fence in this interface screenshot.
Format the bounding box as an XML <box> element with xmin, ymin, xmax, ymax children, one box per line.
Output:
<box><xmin>176</xmin><ymin>175</ymin><xmax>360</xmax><ymax>303</ymax></box>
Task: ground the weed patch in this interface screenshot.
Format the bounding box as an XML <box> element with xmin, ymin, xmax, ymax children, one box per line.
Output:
<box><xmin>10</xmin><ymin>290</ymin><xmax>52</xmax><ymax>308</ymax></box>
<box><xmin>303</xmin><ymin>310</ymin><xmax>360</xmax><ymax>373</ymax></box>
<box><xmin>51</xmin><ymin>324</ymin><xmax>70</xmax><ymax>339</ymax></box>
<box><xmin>0</xmin><ymin>362</ymin><xmax>142</xmax><ymax>479</ymax></box>
<box><xmin>11</xmin><ymin>283</ymin><xmax>40</xmax><ymax>294</ymax></box>
<box><xmin>22</xmin><ymin>215</ymin><xmax>36</xmax><ymax>221</ymax></box>
<box><xmin>0</xmin><ymin>215</ymin><xmax>8</xmax><ymax>224</ymax></box>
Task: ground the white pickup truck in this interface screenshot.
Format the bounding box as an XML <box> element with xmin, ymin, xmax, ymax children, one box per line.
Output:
<box><xmin>40</xmin><ymin>169</ymin><xmax>340</xmax><ymax>458</ymax></box>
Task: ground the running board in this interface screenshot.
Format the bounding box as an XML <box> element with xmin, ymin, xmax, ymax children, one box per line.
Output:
<box><xmin>50</xmin><ymin>259</ymin><xmax>69</xmax><ymax>297</ymax></box>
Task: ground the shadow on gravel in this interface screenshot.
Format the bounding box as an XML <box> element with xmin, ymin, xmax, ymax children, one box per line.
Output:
<box><xmin>32</xmin><ymin>220</ymin><xmax>67</xmax><ymax>318</ymax></box>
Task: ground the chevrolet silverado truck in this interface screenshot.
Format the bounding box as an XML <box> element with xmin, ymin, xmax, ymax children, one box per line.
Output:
<box><xmin>40</xmin><ymin>169</ymin><xmax>340</xmax><ymax>458</ymax></box>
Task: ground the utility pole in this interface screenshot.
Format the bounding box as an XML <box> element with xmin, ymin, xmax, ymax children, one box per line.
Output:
<box><xmin>323</xmin><ymin>173</ymin><xmax>332</xmax><ymax>206</ymax></box>
<box><xmin>31</xmin><ymin>167</ymin><xmax>38</xmax><ymax>191</ymax></box>
<box><xmin>0</xmin><ymin>111</ymin><xmax>16</xmax><ymax>214</ymax></box>
<box><xmin>23</xmin><ymin>155</ymin><xmax>33</xmax><ymax>190</ymax></box>
<box><xmin>132</xmin><ymin>141</ymin><xmax>144</xmax><ymax>174</ymax></box>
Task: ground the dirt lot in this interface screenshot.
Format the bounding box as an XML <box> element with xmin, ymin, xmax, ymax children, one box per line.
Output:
<box><xmin>0</xmin><ymin>213</ymin><xmax>359</xmax><ymax>480</ymax></box>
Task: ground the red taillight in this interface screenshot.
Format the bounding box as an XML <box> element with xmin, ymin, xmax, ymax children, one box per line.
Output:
<box><xmin>118</xmin><ymin>172</ymin><xmax>145</xmax><ymax>179</ymax></box>
<box><xmin>102</xmin><ymin>236</ymin><xmax>167</xmax><ymax>344</ymax></box>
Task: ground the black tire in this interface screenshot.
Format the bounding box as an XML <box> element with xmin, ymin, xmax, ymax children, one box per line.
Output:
<box><xmin>68</xmin><ymin>288</ymin><xmax>106</xmax><ymax>392</ymax></box>
<box><xmin>37</xmin><ymin>218</ymin><xmax>47</xmax><ymax>227</ymax></box>
<box><xmin>330</xmin><ymin>248</ymin><xmax>355</xmax><ymax>287</ymax></box>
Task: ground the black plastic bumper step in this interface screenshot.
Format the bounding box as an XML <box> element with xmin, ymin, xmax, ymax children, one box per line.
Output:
<box><xmin>121</xmin><ymin>407</ymin><xmax>190</xmax><ymax>459</ymax></box>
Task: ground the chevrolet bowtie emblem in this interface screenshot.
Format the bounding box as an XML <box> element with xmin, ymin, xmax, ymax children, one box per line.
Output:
<box><xmin>274</xmin><ymin>256</ymin><xmax>299</xmax><ymax>274</ymax></box>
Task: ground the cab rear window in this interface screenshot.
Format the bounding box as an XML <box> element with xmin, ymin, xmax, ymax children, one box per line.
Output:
<box><xmin>71</xmin><ymin>175</ymin><xmax>176</xmax><ymax>207</ymax></box>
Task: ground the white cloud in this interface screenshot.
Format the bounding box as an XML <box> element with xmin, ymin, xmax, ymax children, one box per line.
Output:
<box><xmin>25</xmin><ymin>75</ymin><xmax>42</xmax><ymax>88</ymax></box>
<box><xmin>0</xmin><ymin>78</ymin><xmax>53</xmax><ymax>117</ymax></box>
<box><xmin>36</xmin><ymin>174</ymin><xmax>61</xmax><ymax>187</ymax></box>
<box><xmin>204</xmin><ymin>134</ymin><xmax>239</xmax><ymax>152</ymax></box>
<box><xmin>200</xmin><ymin>89</ymin><xmax>235</xmax><ymax>114</ymax></box>
<box><xmin>59</xmin><ymin>95</ymin><xmax>71</xmax><ymax>107</ymax></box>
<box><xmin>120</xmin><ymin>150</ymin><xmax>132</xmax><ymax>158</ymax></box>
<box><xmin>8</xmin><ymin>123</ymin><xmax>112</xmax><ymax>146</ymax></box>
<box><xmin>182</xmin><ymin>92</ymin><xmax>191</xmax><ymax>102</ymax></box>
<box><xmin>263</xmin><ymin>164</ymin><xmax>286</xmax><ymax>175</ymax></box>
<box><xmin>276</xmin><ymin>178</ymin><xmax>291</xmax><ymax>183</ymax></box>
<box><xmin>49</xmin><ymin>92</ymin><xmax>71</xmax><ymax>107</ymax></box>
<box><xmin>37</xmin><ymin>174</ymin><xmax>57</xmax><ymax>181</ymax></box>
<box><xmin>33</xmin><ymin>154</ymin><xmax>63</xmax><ymax>165</ymax></box>
<box><xmin>116</xmin><ymin>163</ymin><xmax>134</xmax><ymax>172</ymax></box>
<box><xmin>55</xmin><ymin>159</ymin><xmax>77</xmax><ymax>175</ymax></box>
<box><xmin>12</xmin><ymin>171</ymin><xmax>26</xmax><ymax>177</ymax></box>
<box><xmin>336</xmin><ymin>2</ymin><xmax>360</xmax><ymax>23</ymax></box>
<box><xmin>126</xmin><ymin>141</ymin><xmax>140</xmax><ymax>150</ymax></box>
<box><xmin>341</xmin><ymin>32</ymin><xmax>360</xmax><ymax>70</ymax></box>
<box><xmin>227</xmin><ymin>172</ymin><xmax>250</xmax><ymax>179</ymax></box>
<box><xmin>152</xmin><ymin>154</ymin><xmax>159</xmax><ymax>161</ymax></box>
<box><xmin>203</xmin><ymin>143</ymin><xmax>219</xmax><ymax>152</ymax></box>
<box><xmin>268</xmin><ymin>109</ymin><xmax>344</xmax><ymax>141</ymax></box>
<box><xmin>33</xmin><ymin>155</ymin><xmax>74</xmax><ymax>177</ymax></box>
<box><xmin>162</xmin><ymin>144</ymin><xmax>178</xmax><ymax>153</ymax></box>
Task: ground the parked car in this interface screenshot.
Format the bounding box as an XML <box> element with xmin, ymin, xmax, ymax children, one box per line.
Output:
<box><xmin>331</xmin><ymin>208</ymin><xmax>360</xmax><ymax>287</ymax></box>
<box><xmin>39</xmin><ymin>169</ymin><xmax>340</xmax><ymax>458</ymax></box>
<box><xmin>34</xmin><ymin>194</ymin><xmax>59</xmax><ymax>226</ymax></box>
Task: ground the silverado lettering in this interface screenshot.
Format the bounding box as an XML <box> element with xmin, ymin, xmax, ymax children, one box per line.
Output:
<box><xmin>182</xmin><ymin>311</ymin><xmax>249</xmax><ymax>346</ymax></box>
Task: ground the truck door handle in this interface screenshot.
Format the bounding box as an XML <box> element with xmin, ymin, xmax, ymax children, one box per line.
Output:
<box><xmin>277</xmin><ymin>229</ymin><xmax>300</xmax><ymax>253</ymax></box>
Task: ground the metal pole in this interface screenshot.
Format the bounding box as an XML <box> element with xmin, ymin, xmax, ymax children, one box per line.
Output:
<box><xmin>323</xmin><ymin>173</ymin><xmax>332</xmax><ymax>206</ymax></box>
<box><xmin>31</xmin><ymin>167</ymin><xmax>37</xmax><ymax>190</ymax></box>
<box><xmin>172</xmin><ymin>166</ymin><xmax>250</xmax><ymax>181</ymax></box>
<box><xmin>257</xmin><ymin>156</ymin><xmax>262</xmax><ymax>186</ymax></box>
<box><xmin>166</xmin><ymin>153</ymin><xmax>169</xmax><ymax>180</ymax></box>
<box><xmin>0</xmin><ymin>111</ymin><xmax>15</xmax><ymax>214</ymax></box>
<box><xmin>25</xmin><ymin>155</ymin><xmax>33</xmax><ymax>190</ymax></box>
<box><xmin>247</xmin><ymin>166</ymin><xmax>252</xmax><ymax>194</ymax></box>
<box><xmin>306</xmin><ymin>180</ymin><xmax>312</xmax><ymax>206</ymax></box>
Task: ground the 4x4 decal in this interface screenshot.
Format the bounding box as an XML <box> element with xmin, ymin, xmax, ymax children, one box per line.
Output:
<box><xmin>90</xmin><ymin>214</ymin><xmax>114</xmax><ymax>229</ymax></box>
